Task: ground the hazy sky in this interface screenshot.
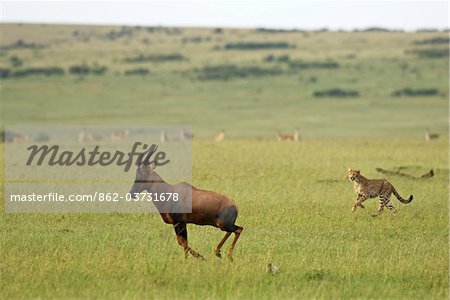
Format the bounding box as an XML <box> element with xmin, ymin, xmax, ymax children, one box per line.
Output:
<box><xmin>1</xmin><ymin>1</ymin><xmax>448</xmax><ymax>30</ymax></box>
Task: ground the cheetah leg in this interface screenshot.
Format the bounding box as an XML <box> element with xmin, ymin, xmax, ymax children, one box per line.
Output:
<box><xmin>352</xmin><ymin>195</ymin><xmax>367</xmax><ymax>212</ymax></box>
<box><xmin>383</xmin><ymin>197</ymin><xmax>397</xmax><ymax>214</ymax></box>
<box><xmin>371</xmin><ymin>197</ymin><xmax>386</xmax><ymax>217</ymax></box>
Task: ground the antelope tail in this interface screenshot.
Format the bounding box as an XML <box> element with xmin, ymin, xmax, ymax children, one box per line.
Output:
<box><xmin>393</xmin><ymin>189</ymin><xmax>413</xmax><ymax>204</ymax></box>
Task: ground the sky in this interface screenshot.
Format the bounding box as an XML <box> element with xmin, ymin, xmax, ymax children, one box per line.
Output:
<box><xmin>1</xmin><ymin>1</ymin><xmax>448</xmax><ymax>31</ymax></box>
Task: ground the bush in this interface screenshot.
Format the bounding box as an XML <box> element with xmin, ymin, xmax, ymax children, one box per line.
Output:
<box><xmin>289</xmin><ymin>60</ymin><xmax>339</xmax><ymax>69</ymax></box>
<box><xmin>263</xmin><ymin>55</ymin><xmax>275</xmax><ymax>62</ymax></box>
<box><xmin>313</xmin><ymin>88</ymin><xmax>359</xmax><ymax>98</ymax></box>
<box><xmin>69</xmin><ymin>65</ymin><xmax>90</xmax><ymax>75</ymax></box>
<box><xmin>406</xmin><ymin>48</ymin><xmax>449</xmax><ymax>58</ymax></box>
<box><xmin>195</xmin><ymin>65</ymin><xmax>283</xmax><ymax>80</ymax></box>
<box><xmin>255</xmin><ymin>28</ymin><xmax>299</xmax><ymax>33</ymax></box>
<box><xmin>414</xmin><ymin>37</ymin><xmax>449</xmax><ymax>44</ymax></box>
<box><xmin>0</xmin><ymin>68</ymin><xmax>11</xmax><ymax>79</ymax></box>
<box><xmin>105</xmin><ymin>27</ymin><xmax>134</xmax><ymax>40</ymax></box>
<box><xmin>124</xmin><ymin>68</ymin><xmax>150</xmax><ymax>76</ymax></box>
<box><xmin>10</xmin><ymin>56</ymin><xmax>23</xmax><ymax>67</ymax></box>
<box><xmin>0</xmin><ymin>39</ymin><xmax>44</xmax><ymax>50</ymax></box>
<box><xmin>263</xmin><ymin>55</ymin><xmax>290</xmax><ymax>62</ymax></box>
<box><xmin>123</xmin><ymin>53</ymin><xmax>187</xmax><ymax>63</ymax></box>
<box><xmin>12</xmin><ymin>67</ymin><xmax>64</xmax><ymax>78</ymax></box>
<box><xmin>182</xmin><ymin>37</ymin><xmax>205</xmax><ymax>44</ymax></box>
<box><xmin>416</xmin><ymin>28</ymin><xmax>441</xmax><ymax>32</ymax></box>
<box><xmin>69</xmin><ymin>65</ymin><xmax>107</xmax><ymax>76</ymax></box>
<box><xmin>361</xmin><ymin>27</ymin><xmax>392</xmax><ymax>32</ymax></box>
<box><xmin>91</xmin><ymin>66</ymin><xmax>107</xmax><ymax>75</ymax></box>
<box><xmin>223</xmin><ymin>42</ymin><xmax>291</xmax><ymax>50</ymax></box>
<box><xmin>145</xmin><ymin>27</ymin><xmax>182</xmax><ymax>35</ymax></box>
<box><xmin>391</xmin><ymin>88</ymin><xmax>439</xmax><ymax>97</ymax></box>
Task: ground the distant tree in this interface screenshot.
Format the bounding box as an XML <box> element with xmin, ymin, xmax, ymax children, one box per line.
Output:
<box><xmin>124</xmin><ymin>68</ymin><xmax>150</xmax><ymax>76</ymax></box>
<box><xmin>223</xmin><ymin>42</ymin><xmax>291</xmax><ymax>50</ymax></box>
<box><xmin>69</xmin><ymin>65</ymin><xmax>90</xmax><ymax>76</ymax></box>
<box><xmin>289</xmin><ymin>60</ymin><xmax>339</xmax><ymax>69</ymax></box>
<box><xmin>406</xmin><ymin>48</ymin><xmax>449</xmax><ymax>58</ymax></box>
<box><xmin>391</xmin><ymin>88</ymin><xmax>439</xmax><ymax>97</ymax></box>
<box><xmin>313</xmin><ymin>88</ymin><xmax>359</xmax><ymax>98</ymax></box>
<box><xmin>9</xmin><ymin>56</ymin><xmax>23</xmax><ymax>68</ymax></box>
<box><xmin>0</xmin><ymin>68</ymin><xmax>11</xmax><ymax>79</ymax></box>
<box><xmin>12</xmin><ymin>67</ymin><xmax>64</xmax><ymax>78</ymax></box>
<box><xmin>195</xmin><ymin>65</ymin><xmax>283</xmax><ymax>80</ymax></box>
<box><xmin>68</xmin><ymin>65</ymin><xmax>107</xmax><ymax>76</ymax></box>
<box><xmin>123</xmin><ymin>53</ymin><xmax>187</xmax><ymax>63</ymax></box>
<box><xmin>413</xmin><ymin>37</ymin><xmax>450</xmax><ymax>45</ymax></box>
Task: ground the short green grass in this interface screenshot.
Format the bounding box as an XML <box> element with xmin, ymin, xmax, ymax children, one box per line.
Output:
<box><xmin>1</xmin><ymin>139</ymin><xmax>448</xmax><ymax>299</ymax></box>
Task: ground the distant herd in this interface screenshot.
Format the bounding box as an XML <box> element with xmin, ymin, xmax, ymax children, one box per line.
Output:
<box><xmin>5</xmin><ymin>128</ymin><xmax>441</xmax><ymax>144</ymax></box>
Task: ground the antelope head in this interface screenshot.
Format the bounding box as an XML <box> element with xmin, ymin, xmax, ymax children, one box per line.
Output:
<box><xmin>129</xmin><ymin>146</ymin><xmax>159</xmax><ymax>198</ymax></box>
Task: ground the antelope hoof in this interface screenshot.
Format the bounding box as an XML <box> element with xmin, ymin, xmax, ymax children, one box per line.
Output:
<box><xmin>215</xmin><ymin>250</ymin><xmax>222</xmax><ymax>258</ymax></box>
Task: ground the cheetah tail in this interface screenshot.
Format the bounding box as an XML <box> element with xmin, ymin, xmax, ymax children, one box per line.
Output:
<box><xmin>393</xmin><ymin>188</ymin><xmax>413</xmax><ymax>204</ymax></box>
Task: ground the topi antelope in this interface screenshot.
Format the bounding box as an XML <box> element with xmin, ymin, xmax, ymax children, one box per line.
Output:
<box><xmin>213</xmin><ymin>130</ymin><xmax>225</xmax><ymax>142</ymax></box>
<box><xmin>425</xmin><ymin>129</ymin><xmax>439</xmax><ymax>141</ymax></box>
<box><xmin>129</xmin><ymin>146</ymin><xmax>243</xmax><ymax>261</ymax></box>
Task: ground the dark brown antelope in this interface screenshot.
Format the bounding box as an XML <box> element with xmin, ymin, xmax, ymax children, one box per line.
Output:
<box><xmin>129</xmin><ymin>146</ymin><xmax>243</xmax><ymax>261</ymax></box>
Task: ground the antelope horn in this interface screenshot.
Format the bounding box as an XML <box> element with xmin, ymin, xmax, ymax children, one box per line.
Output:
<box><xmin>143</xmin><ymin>145</ymin><xmax>158</xmax><ymax>165</ymax></box>
<box><xmin>136</xmin><ymin>149</ymin><xmax>148</xmax><ymax>166</ymax></box>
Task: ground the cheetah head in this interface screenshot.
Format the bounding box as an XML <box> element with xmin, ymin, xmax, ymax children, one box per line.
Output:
<box><xmin>348</xmin><ymin>169</ymin><xmax>361</xmax><ymax>183</ymax></box>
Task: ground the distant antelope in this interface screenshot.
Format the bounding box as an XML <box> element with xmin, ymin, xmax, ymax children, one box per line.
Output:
<box><xmin>77</xmin><ymin>130</ymin><xmax>85</xmax><ymax>143</ymax></box>
<box><xmin>425</xmin><ymin>129</ymin><xmax>439</xmax><ymax>141</ymax></box>
<box><xmin>160</xmin><ymin>130</ymin><xmax>168</xmax><ymax>143</ymax></box>
<box><xmin>12</xmin><ymin>135</ymin><xmax>29</xmax><ymax>144</ymax></box>
<box><xmin>213</xmin><ymin>130</ymin><xmax>225</xmax><ymax>142</ymax></box>
<box><xmin>180</xmin><ymin>129</ymin><xmax>193</xmax><ymax>141</ymax></box>
<box><xmin>277</xmin><ymin>129</ymin><xmax>300</xmax><ymax>142</ymax></box>
<box><xmin>276</xmin><ymin>131</ymin><xmax>292</xmax><ymax>141</ymax></box>
<box><xmin>129</xmin><ymin>146</ymin><xmax>243</xmax><ymax>260</ymax></box>
<box><xmin>293</xmin><ymin>128</ymin><xmax>301</xmax><ymax>141</ymax></box>
<box><xmin>88</xmin><ymin>133</ymin><xmax>103</xmax><ymax>142</ymax></box>
<box><xmin>111</xmin><ymin>130</ymin><xmax>129</xmax><ymax>141</ymax></box>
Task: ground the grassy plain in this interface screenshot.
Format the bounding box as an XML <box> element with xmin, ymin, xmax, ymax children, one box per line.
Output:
<box><xmin>0</xmin><ymin>24</ymin><xmax>448</xmax><ymax>299</ymax></box>
<box><xmin>0</xmin><ymin>24</ymin><xmax>448</xmax><ymax>137</ymax></box>
<box><xmin>1</xmin><ymin>139</ymin><xmax>448</xmax><ymax>299</ymax></box>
